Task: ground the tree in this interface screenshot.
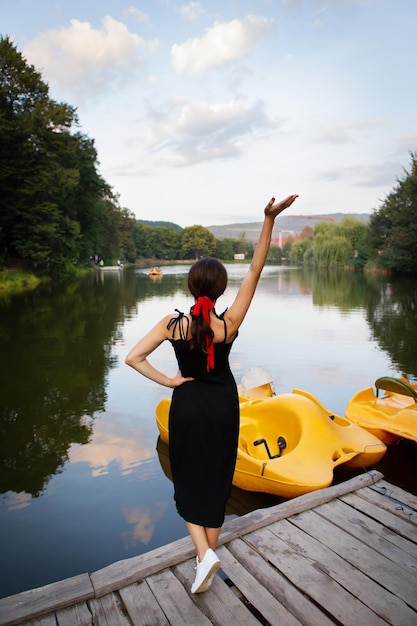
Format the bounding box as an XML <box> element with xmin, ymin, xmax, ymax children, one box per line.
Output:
<box><xmin>368</xmin><ymin>153</ymin><xmax>417</xmax><ymax>274</ymax></box>
<box><xmin>289</xmin><ymin>239</ymin><xmax>310</xmax><ymax>265</ymax></box>
<box><xmin>308</xmin><ymin>219</ymin><xmax>368</xmax><ymax>268</ymax></box>
<box><xmin>0</xmin><ymin>37</ymin><xmax>79</xmax><ymax>267</ymax></box>
<box><xmin>0</xmin><ymin>36</ymin><xmax>126</xmax><ymax>272</ymax></box>
<box><xmin>181</xmin><ymin>225</ymin><xmax>216</xmax><ymax>259</ymax></box>
<box><xmin>216</xmin><ymin>237</ymin><xmax>236</xmax><ymax>260</ymax></box>
<box><xmin>299</xmin><ymin>225</ymin><xmax>314</xmax><ymax>241</ymax></box>
<box><xmin>267</xmin><ymin>243</ymin><xmax>282</xmax><ymax>263</ymax></box>
<box><xmin>132</xmin><ymin>222</ymin><xmax>181</xmax><ymax>259</ymax></box>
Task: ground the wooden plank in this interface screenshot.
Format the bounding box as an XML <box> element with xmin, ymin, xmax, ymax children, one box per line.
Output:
<box><xmin>219</xmin><ymin>471</ymin><xmax>384</xmax><ymax>545</ymax></box>
<box><xmin>89</xmin><ymin>594</ymin><xmax>131</xmax><ymax>626</ymax></box>
<box><xmin>215</xmin><ymin>544</ymin><xmax>302</xmax><ymax>626</ymax></box>
<box><xmin>317</xmin><ymin>499</ymin><xmax>417</xmax><ymax>575</ymax></box>
<box><xmin>354</xmin><ymin>486</ymin><xmax>417</xmax><ymax>530</ymax></box>
<box><xmin>290</xmin><ymin>509</ymin><xmax>417</xmax><ymax>611</ymax></box>
<box><xmin>341</xmin><ymin>492</ymin><xmax>417</xmax><ymax>557</ymax></box>
<box><xmin>146</xmin><ymin>568</ymin><xmax>213</xmax><ymax>625</ymax></box>
<box><xmin>90</xmin><ymin>536</ymin><xmax>196</xmax><ymax>597</ymax></box>
<box><xmin>0</xmin><ymin>574</ymin><xmax>94</xmax><ymax>626</ymax></box>
<box><xmin>174</xmin><ymin>560</ymin><xmax>262</xmax><ymax>625</ymax></box>
<box><xmin>119</xmin><ymin>581</ymin><xmax>168</xmax><ymax>626</ymax></box>
<box><xmin>245</xmin><ymin>526</ymin><xmax>386</xmax><ymax>625</ymax></box>
<box><xmin>90</xmin><ymin>471</ymin><xmax>383</xmax><ymax>596</ymax></box>
<box><xmin>56</xmin><ymin>603</ymin><xmax>93</xmax><ymax>625</ymax></box>
<box><xmin>371</xmin><ymin>479</ymin><xmax>417</xmax><ymax>511</ymax></box>
<box><xmin>224</xmin><ymin>539</ymin><xmax>334</xmax><ymax>626</ymax></box>
<box><xmin>270</xmin><ymin>518</ymin><xmax>417</xmax><ymax>626</ymax></box>
<box><xmin>20</xmin><ymin>616</ymin><xmax>56</xmax><ymax>626</ymax></box>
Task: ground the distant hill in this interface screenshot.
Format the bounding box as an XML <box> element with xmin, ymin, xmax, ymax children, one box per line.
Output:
<box><xmin>207</xmin><ymin>213</ymin><xmax>370</xmax><ymax>242</ymax></box>
<box><xmin>137</xmin><ymin>219</ymin><xmax>182</xmax><ymax>231</ymax></box>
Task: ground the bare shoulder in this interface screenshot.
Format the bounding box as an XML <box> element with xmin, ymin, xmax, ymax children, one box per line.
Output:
<box><xmin>164</xmin><ymin>310</ymin><xmax>191</xmax><ymax>340</ymax></box>
<box><xmin>221</xmin><ymin>308</ymin><xmax>240</xmax><ymax>337</ymax></box>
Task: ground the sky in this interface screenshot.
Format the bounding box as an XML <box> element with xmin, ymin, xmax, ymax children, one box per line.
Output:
<box><xmin>2</xmin><ymin>0</ymin><xmax>416</xmax><ymax>227</ymax></box>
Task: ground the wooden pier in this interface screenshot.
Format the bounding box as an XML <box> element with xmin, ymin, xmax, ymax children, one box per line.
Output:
<box><xmin>1</xmin><ymin>470</ymin><xmax>416</xmax><ymax>625</ymax></box>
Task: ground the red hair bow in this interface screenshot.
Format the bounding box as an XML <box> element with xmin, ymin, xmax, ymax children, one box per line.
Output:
<box><xmin>192</xmin><ymin>296</ymin><xmax>214</xmax><ymax>371</ymax></box>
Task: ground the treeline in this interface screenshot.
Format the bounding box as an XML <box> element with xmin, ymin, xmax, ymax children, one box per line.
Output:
<box><xmin>1</xmin><ymin>36</ymin><xmax>416</xmax><ymax>275</ymax></box>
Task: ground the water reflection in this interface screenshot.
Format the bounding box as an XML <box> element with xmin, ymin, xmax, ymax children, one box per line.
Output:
<box><xmin>122</xmin><ymin>502</ymin><xmax>168</xmax><ymax>547</ymax></box>
<box><xmin>68</xmin><ymin>412</ymin><xmax>153</xmax><ymax>478</ymax></box>
<box><xmin>366</xmin><ymin>276</ymin><xmax>417</xmax><ymax>377</ymax></box>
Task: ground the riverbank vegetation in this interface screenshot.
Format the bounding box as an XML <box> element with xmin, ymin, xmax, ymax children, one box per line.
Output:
<box><xmin>1</xmin><ymin>36</ymin><xmax>416</xmax><ymax>287</ymax></box>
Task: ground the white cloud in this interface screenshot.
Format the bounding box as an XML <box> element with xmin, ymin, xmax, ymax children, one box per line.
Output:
<box><xmin>143</xmin><ymin>98</ymin><xmax>278</xmax><ymax>166</ymax></box>
<box><xmin>171</xmin><ymin>14</ymin><xmax>273</xmax><ymax>74</ymax></box>
<box><xmin>180</xmin><ymin>2</ymin><xmax>204</xmax><ymax>21</ymax></box>
<box><xmin>125</xmin><ymin>6</ymin><xmax>149</xmax><ymax>23</ymax></box>
<box><xmin>24</xmin><ymin>16</ymin><xmax>159</xmax><ymax>95</ymax></box>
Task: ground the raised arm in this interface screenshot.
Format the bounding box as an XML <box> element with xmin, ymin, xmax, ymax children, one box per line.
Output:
<box><xmin>223</xmin><ymin>194</ymin><xmax>298</xmax><ymax>333</ymax></box>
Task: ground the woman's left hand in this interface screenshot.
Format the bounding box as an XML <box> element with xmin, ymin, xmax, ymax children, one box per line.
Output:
<box><xmin>170</xmin><ymin>370</ymin><xmax>195</xmax><ymax>387</ymax></box>
<box><xmin>264</xmin><ymin>194</ymin><xmax>299</xmax><ymax>218</ymax></box>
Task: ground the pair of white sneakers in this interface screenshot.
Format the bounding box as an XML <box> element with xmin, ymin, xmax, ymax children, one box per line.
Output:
<box><xmin>191</xmin><ymin>548</ymin><xmax>221</xmax><ymax>594</ymax></box>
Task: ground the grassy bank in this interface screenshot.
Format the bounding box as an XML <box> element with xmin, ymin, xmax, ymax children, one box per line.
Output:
<box><xmin>0</xmin><ymin>270</ymin><xmax>44</xmax><ymax>296</ymax></box>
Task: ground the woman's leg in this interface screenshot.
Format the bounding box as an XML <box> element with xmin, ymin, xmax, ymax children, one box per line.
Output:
<box><xmin>205</xmin><ymin>526</ymin><xmax>221</xmax><ymax>551</ymax></box>
<box><xmin>185</xmin><ymin>522</ymin><xmax>221</xmax><ymax>560</ymax></box>
<box><xmin>186</xmin><ymin>521</ymin><xmax>222</xmax><ymax>593</ymax></box>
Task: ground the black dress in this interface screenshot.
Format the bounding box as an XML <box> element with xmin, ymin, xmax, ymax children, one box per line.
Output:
<box><xmin>167</xmin><ymin>310</ymin><xmax>239</xmax><ymax>528</ymax></box>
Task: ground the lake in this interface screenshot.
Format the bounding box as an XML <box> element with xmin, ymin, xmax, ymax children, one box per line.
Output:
<box><xmin>0</xmin><ymin>264</ymin><xmax>416</xmax><ymax>599</ymax></box>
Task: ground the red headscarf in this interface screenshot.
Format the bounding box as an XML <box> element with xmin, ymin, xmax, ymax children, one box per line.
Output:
<box><xmin>192</xmin><ymin>295</ymin><xmax>215</xmax><ymax>371</ymax></box>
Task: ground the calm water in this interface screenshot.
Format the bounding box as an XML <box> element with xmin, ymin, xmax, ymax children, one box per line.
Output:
<box><xmin>0</xmin><ymin>265</ymin><xmax>416</xmax><ymax>598</ymax></box>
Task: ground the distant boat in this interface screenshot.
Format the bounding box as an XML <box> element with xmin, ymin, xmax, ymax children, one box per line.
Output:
<box><xmin>98</xmin><ymin>265</ymin><xmax>123</xmax><ymax>271</ymax></box>
<box><xmin>149</xmin><ymin>267</ymin><xmax>163</xmax><ymax>276</ymax></box>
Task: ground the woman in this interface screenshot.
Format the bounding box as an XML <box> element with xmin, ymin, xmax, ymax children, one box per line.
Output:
<box><xmin>125</xmin><ymin>193</ymin><xmax>298</xmax><ymax>593</ymax></box>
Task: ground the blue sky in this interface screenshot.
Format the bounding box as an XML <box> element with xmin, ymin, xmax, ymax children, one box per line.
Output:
<box><xmin>2</xmin><ymin>0</ymin><xmax>416</xmax><ymax>226</ymax></box>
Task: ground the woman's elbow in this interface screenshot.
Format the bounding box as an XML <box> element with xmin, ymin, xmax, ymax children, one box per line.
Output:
<box><xmin>125</xmin><ymin>353</ymin><xmax>135</xmax><ymax>367</ymax></box>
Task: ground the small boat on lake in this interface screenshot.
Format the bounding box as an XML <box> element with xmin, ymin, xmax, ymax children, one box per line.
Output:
<box><xmin>345</xmin><ymin>376</ymin><xmax>417</xmax><ymax>445</ymax></box>
<box><xmin>149</xmin><ymin>267</ymin><xmax>163</xmax><ymax>276</ymax></box>
<box><xmin>154</xmin><ymin>374</ymin><xmax>386</xmax><ymax>498</ymax></box>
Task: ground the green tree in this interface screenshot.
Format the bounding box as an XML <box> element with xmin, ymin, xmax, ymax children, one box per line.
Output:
<box><xmin>181</xmin><ymin>225</ymin><xmax>216</xmax><ymax>259</ymax></box>
<box><xmin>133</xmin><ymin>222</ymin><xmax>153</xmax><ymax>258</ymax></box>
<box><xmin>367</xmin><ymin>153</ymin><xmax>417</xmax><ymax>274</ymax></box>
<box><xmin>309</xmin><ymin>219</ymin><xmax>368</xmax><ymax>268</ymax></box>
<box><xmin>289</xmin><ymin>239</ymin><xmax>310</xmax><ymax>265</ymax></box>
<box><xmin>0</xmin><ymin>36</ymin><xmax>79</xmax><ymax>267</ymax></box>
<box><xmin>267</xmin><ymin>243</ymin><xmax>282</xmax><ymax>263</ymax></box>
<box><xmin>216</xmin><ymin>237</ymin><xmax>236</xmax><ymax>260</ymax></box>
<box><xmin>0</xmin><ymin>36</ymin><xmax>126</xmax><ymax>272</ymax></box>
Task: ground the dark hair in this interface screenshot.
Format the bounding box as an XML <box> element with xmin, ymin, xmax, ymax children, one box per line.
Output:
<box><xmin>188</xmin><ymin>257</ymin><xmax>228</xmax><ymax>354</ymax></box>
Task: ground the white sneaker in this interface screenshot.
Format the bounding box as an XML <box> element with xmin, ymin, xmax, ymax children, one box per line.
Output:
<box><xmin>191</xmin><ymin>548</ymin><xmax>221</xmax><ymax>593</ymax></box>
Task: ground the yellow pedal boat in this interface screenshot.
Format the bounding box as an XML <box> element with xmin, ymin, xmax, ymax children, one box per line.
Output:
<box><xmin>155</xmin><ymin>387</ymin><xmax>386</xmax><ymax>499</ymax></box>
<box><xmin>149</xmin><ymin>267</ymin><xmax>163</xmax><ymax>276</ymax></box>
<box><xmin>345</xmin><ymin>376</ymin><xmax>417</xmax><ymax>445</ymax></box>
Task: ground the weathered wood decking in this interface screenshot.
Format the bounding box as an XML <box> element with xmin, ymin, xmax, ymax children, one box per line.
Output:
<box><xmin>1</xmin><ymin>470</ymin><xmax>416</xmax><ymax>625</ymax></box>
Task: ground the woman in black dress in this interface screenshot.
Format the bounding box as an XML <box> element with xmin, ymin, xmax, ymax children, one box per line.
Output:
<box><xmin>126</xmin><ymin>193</ymin><xmax>298</xmax><ymax>593</ymax></box>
